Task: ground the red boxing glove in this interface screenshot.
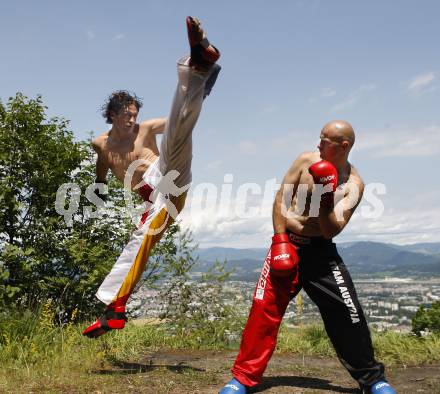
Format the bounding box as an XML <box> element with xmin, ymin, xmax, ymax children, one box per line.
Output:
<box><xmin>308</xmin><ymin>160</ymin><xmax>338</xmax><ymax>206</ymax></box>
<box><xmin>270</xmin><ymin>233</ymin><xmax>299</xmax><ymax>277</ymax></box>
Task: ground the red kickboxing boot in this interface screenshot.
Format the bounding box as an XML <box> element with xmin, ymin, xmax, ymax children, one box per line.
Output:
<box><xmin>82</xmin><ymin>305</ymin><xmax>127</xmax><ymax>339</ymax></box>
<box><xmin>186</xmin><ymin>16</ymin><xmax>220</xmax><ymax>70</ymax></box>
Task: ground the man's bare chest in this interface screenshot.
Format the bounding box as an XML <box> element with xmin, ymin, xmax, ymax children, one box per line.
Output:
<box><xmin>104</xmin><ymin>136</ymin><xmax>158</xmax><ymax>167</ymax></box>
<box><xmin>108</xmin><ymin>147</ymin><xmax>158</xmax><ymax>173</ymax></box>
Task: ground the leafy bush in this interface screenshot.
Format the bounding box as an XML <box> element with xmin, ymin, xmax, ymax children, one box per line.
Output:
<box><xmin>412</xmin><ymin>301</ymin><xmax>440</xmax><ymax>335</ymax></box>
<box><xmin>0</xmin><ymin>94</ymin><xmax>134</xmax><ymax>319</ymax></box>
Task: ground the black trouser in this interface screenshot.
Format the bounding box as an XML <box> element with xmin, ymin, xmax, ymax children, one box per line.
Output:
<box><xmin>296</xmin><ymin>235</ymin><xmax>385</xmax><ymax>387</ymax></box>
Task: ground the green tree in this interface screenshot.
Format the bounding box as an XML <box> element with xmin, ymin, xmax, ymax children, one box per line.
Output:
<box><xmin>0</xmin><ymin>93</ymin><xmax>84</xmax><ymax>310</ymax></box>
<box><xmin>0</xmin><ymin>93</ymin><xmax>133</xmax><ymax>319</ymax></box>
<box><xmin>412</xmin><ymin>301</ymin><xmax>440</xmax><ymax>335</ymax></box>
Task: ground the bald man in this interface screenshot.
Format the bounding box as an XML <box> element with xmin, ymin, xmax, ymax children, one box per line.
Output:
<box><xmin>220</xmin><ymin>121</ymin><xmax>396</xmax><ymax>394</ymax></box>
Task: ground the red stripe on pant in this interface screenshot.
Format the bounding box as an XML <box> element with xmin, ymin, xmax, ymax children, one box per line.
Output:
<box><xmin>139</xmin><ymin>184</ymin><xmax>154</xmax><ymax>226</ymax></box>
<box><xmin>232</xmin><ymin>249</ymin><xmax>300</xmax><ymax>387</ymax></box>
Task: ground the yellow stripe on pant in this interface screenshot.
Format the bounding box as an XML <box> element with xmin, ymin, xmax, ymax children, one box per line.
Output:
<box><xmin>113</xmin><ymin>193</ymin><xmax>187</xmax><ymax>306</ymax></box>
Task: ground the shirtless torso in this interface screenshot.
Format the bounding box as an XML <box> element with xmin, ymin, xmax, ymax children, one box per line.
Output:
<box><xmin>276</xmin><ymin>150</ymin><xmax>364</xmax><ymax>238</ymax></box>
<box><xmin>91</xmin><ymin>111</ymin><xmax>166</xmax><ymax>191</ymax></box>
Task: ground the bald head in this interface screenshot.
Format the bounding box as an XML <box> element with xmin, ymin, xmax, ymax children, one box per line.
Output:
<box><xmin>321</xmin><ymin>120</ymin><xmax>355</xmax><ymax>147</ymax></box>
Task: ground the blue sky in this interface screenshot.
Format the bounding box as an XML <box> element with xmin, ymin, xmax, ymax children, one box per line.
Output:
<box><xmin>2</xmin><ymin>1</ymin><xmax>439</xmax><ymax>247</ymax></box>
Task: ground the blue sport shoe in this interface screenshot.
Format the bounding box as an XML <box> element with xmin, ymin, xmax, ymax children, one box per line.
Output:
<box><xmin>369</xmin><ymin>380</ymin><xmax>397</xmax><ymax>394</ymax></box>
<box><xmin>219</xmin><ymin>378</ymin><xmax>247</xmax><ymax>394</ymax></box>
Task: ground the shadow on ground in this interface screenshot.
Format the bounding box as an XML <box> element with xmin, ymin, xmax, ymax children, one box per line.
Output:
<box><xmin>92</xmin><ymin>359</ymin><xmax>205</xmax><ymax>375</ymax></box>
<box><xmin>250</xmin><ymin>376</ymin><xmax>359</xmax><ymax>393</ymax></box>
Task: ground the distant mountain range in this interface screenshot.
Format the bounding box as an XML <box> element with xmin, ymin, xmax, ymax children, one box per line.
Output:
<box><xmin>194</xmin><ymin>242</ymin><xmax>440</xmax><ymax>280</ymax></box>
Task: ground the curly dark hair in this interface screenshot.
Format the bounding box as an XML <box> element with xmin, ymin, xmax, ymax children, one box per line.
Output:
<box><xmin>101</xmin><ymin>90</ymin><xmax>143</xmax><ymax>124</ymax></box>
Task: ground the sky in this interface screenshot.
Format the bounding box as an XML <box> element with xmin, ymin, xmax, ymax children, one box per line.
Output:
<box><xmin>2</xmin><ymin>0</ymin><xmax>439</xmax><ymax>248</ymax></box>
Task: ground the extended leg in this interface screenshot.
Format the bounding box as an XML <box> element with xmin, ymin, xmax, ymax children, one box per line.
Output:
<box><xmin>159</xmin><ymin>17</ymin><xmax>221</xmax><ymax>188</ymax></box>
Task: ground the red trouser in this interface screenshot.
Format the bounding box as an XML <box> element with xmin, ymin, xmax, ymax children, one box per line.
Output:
<box><xmin>232</xmin><ymin>235</ymin><xmax>384</xmax><ymax>388</ymax></box>
<box><xmin>232</xmin><ymin>248</ymin><xmax>300</xmax><ymax>386</ymax></box>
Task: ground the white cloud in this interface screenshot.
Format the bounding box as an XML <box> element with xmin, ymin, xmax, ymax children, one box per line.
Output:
<box><xmin>181</xmin><ymin>189</ymin><xmax>440</xmax><ymax>247</ymax></box>
<box><xmin>407</xmin><ymin>72</ymin><xmax>436</xmax><ymax>96</ymax></box>
<box><xmin>340</xmin><ymin>202</ymin><xmax>440</xmax><ymax>245</ymax></box>
<box><xmin>330</xmin><ymin>84</ymin><xmax>377</xmax><ymax>113</ymax></box>
<box><xmin>178</xmin><ymin>182</ymin><xmax>440</xmax><ymax>248</ymax></box>
<box><xmin>180</xmin><ymin>185</ymin><xmax>274</xmax><ymax>248</ymax></box>
<box><xmin>356</xmin><ymin>125</ymin><xmax>440</xmax><ymax>157</ymax></box>
<box><xmin>183</xmin><ymin>213</ymin><xmax>273</xmax><ymax>248</ymax></box>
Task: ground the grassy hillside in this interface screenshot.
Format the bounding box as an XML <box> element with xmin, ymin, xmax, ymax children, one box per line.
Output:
<box><xmin>1</xmin><ymin>306</ymin><xmax>440</xmax><ymax>392</ymax></box>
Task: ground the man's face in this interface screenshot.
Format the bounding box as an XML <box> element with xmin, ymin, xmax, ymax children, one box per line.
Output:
<box><xmin>111</xmin><ymin>104</ymin><xmax>139</xmax><ymax>132</ymax></box>
<box><xmin>317</xmin><ymin>130</ymin><xmax>343</xmax><ymax>160</ymax></box>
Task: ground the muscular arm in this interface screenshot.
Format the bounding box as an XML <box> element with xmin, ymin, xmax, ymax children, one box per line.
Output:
<box><xmin>318</xmin><ymin>179</ymin><xmax>364</xmax><ymax>238</ymax></box>
<box><xmin>273</xmin><ymin>153</ymin><xmax>309</xmax><ymax>234</ymax></box>
<box><xmin>91</xmin><ymin>138</ymin><xmax>109</xmax><ymax>183</ymax></box>
<box><xmin>140</xmin><ymin>117</ymin><xmax>167</xmax><ymax>135</ymax></box>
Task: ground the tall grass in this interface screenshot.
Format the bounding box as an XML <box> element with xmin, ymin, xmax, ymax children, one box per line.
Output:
<box><xmin>1</xmin><ymin>305</ymin><xmax>440</xmax><ymax>391</ymax></box>
<box><xmin>0</xmin><ymin>301</ymin><xmax>95</xmax><ymax>390</ymax></box>
<box><xmin>372</xmin><ymin>329</ymin><xmax>440</xmax><ymax>366</ymax></box>
<box><xmin>277</xmin><ymin>324</ymin><xmax>335</xmax><ymax>357</ymax></box>
<box><xmin>277</xmin><ymin>323</ymin><xmax>440</xmax><ymax>366</ymax></box>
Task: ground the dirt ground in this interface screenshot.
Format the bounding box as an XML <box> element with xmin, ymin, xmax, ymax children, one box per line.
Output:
<box><xmin>89</xmin><ymin>350</ymin><xmax>440</xmax><ymax>394</ymax></box>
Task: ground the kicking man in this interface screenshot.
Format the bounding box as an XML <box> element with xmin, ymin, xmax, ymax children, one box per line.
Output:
<box><xmin>83</xmin><ymin>17</ymin><xmax>221</xmax><ymax>338</ymax></box>
<box><xmin>220</xmin><ymin>121</ymin><xmax>396</xmax><ymax>394</ymax></box>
